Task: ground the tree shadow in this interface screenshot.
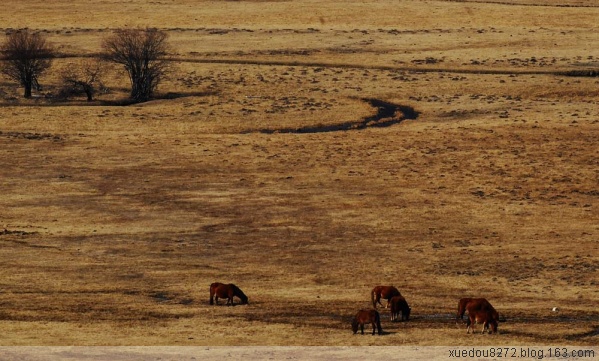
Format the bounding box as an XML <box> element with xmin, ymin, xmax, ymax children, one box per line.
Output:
<box><xmin>97</xmin><ymin>91</ymin><xmax>217</xmax><ymax>106</ymax></box>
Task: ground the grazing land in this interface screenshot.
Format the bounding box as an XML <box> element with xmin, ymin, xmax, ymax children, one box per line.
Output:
<box><xmin>0</xmin><ymin>0</ymin><xmax>598</xmax><ymax>346</ymax></box>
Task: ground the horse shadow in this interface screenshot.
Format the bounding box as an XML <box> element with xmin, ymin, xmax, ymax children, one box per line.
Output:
<box><xmin>351</xmin><ymin>329</ymin><xmax>396</xmax><ymax>336</ymax></box>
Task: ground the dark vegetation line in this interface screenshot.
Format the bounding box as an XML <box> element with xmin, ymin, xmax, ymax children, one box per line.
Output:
<box><xmin>175</xmin><ymin>57</ymin><xmax>552</xmax><ymax>75</ymax></box>
<box><xmin>0</xmin><ymin>130</ymin><xmax>63</xmax><ymax>141</ymax></box>
<box><xmin>0</xmin><ymin>89</ymin><xmax>217</xmax><ymax>106</ymax></box>
<box><xmin>171</xmin><ymin>57</ymin><xmax>599</xmax><ymax>78</ymax></box>
<box><xmin>437</xmin><ymin>0</ymin><xmax>599</xmax><ymax>8</ymax></box>
<box><xmin>26</xmin><ymin>53</ymin><xmax>597</xmax><ymax>77</ymax></box>
<box><xmin>5</xmin><ymin>43</ymin><xmax>593</xmax><ymax>78</ymax></box>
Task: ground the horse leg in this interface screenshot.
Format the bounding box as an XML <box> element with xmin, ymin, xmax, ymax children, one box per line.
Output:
<box><xmin>225</xmin><ymin>290</ymin><xmax>233</xmax><ymax>306</ymax></box>
<box><xmin>360</xmin><ymin>323</ymin><xmax>364</xmax><ymax>335</ymax></box>
<box><xmin>371</xmin><ymin>322</ymin><xmax>376</xmax><ymax>335</ymax></box>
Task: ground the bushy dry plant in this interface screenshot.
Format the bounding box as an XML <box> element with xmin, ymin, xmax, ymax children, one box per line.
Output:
<box><xmin>0</xmin><ymin>29</ymin><xmax>55</xmax><ymax>98</ymax></box>
<box><xmin>101</xmin><ymin>28</ymin><xmax>169</xmax><ymax>103</ymax></box>
<box><xmin>58</xmin><ymin>58</ymin><xmax>106</xmax><ymax>101</ymax></box>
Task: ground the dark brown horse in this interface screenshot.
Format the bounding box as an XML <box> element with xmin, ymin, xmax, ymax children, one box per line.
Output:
<box><xmin>352</xmin><ymin>309</ymin><xmax>383</xmax><ymax>335</ymax></box>
<box><xmin>464</xmin><ymin>298</ymin><xmax>499</xmax><ymax>334</ymax></box>
<box><xmin>371</xmin><ymin>285</ymin><xmax>401</xmax><ymax>309</ymax></box>
<box><xmin>389</xmin><ymin>295</ymin><xmax>411</xmax><ymax>322</ymax></box>
<box><xmin>209</xmin><ymin>282</ymin><xmax>248</xmax><ymax>306</ymax></box>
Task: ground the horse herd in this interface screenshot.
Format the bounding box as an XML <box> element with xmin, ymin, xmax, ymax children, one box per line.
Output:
<box><xmin>209</xmin><ymin>282</ymin><xmax>499</xmax><ymax>336</ymax></box>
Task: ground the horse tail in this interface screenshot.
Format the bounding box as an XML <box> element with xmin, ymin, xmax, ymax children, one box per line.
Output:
<box><xmin>456</xmin><ymin>300</ymin><xmax>467</xmax><ymax>322</ymax></box>
<box><xmin>375</xmin><ymin>311</ymin><xmax>383</xmax><ymax>335</ymax></box>
<box><xmin>209</xmin><ymin>284</ymin><xmax>215</xmax><ymax>305</ymax></box>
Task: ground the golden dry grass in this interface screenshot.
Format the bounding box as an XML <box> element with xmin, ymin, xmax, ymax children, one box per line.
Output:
<box><xmin>0</xmin><ymin>0</ymin><xmax>598</xmax><ymax>346</ymax></box>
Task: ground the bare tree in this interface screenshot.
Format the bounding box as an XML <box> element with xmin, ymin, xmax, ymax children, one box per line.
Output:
<box><xmin>59</xmin><ymin>58</ymin><xmax>105</xmax><ymax>101</ymax></box>
<box><xmin>0</xmin><ymin>30</ymin><xmax>55</xmax><ymax>98</ymax></box>
<box><xmin>101</xmin><ymin>28</ymin><xmax>169</xmax><ymax>103</ymax></box>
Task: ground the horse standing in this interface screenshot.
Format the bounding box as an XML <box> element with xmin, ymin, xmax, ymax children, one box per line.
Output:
<box><xmin>463</xmin><ymin>298</ymin><xmax>499</xmax><ymax>334</ymax></box>
<box><xmin>371</xmin><ymin>285</ymin><xmax>401</xmax><ymax>308</ymax></box>
<box><xmin>390</xmin><ymin>295</ymin><xmax>411</xmax><ymax>322</ymax></box>
<box><xmin>209</xmin><ymin>282</ymin><xmax>249</xmax><ymax>306</ymax></box>
<box><xmin>352</xmin><ymin>309</ymin><xmax>383</xmax><ymax>335</ymax></box>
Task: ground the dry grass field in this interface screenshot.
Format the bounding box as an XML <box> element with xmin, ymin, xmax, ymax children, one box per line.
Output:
<box><xmin>0</xmin><ymin>0</ymin><xmax>598</xmax><ymax>347</ymax></box>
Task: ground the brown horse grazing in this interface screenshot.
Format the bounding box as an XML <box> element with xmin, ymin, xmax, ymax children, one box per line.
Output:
<box><xmin>467</xmin><ymin>308</ymin><xmax>499</xmax><ymax>334</ymax></box>
<box><xmin>389</xmin><ymin>295</ymin><xmax>411</xmax><ymax>322</ymax></box>
<box><xmin>371</xmin><ymin>285</ymin><xmax>401</xmax><ymax>309</ymax></box>
<box><xmin>352</xmin><ymin>309</ymin><xmax>383</xmax><ymax>335</ymax></box>
<box><xmin>209</xmin><ymin>282</ymin><xmax>249</xmax><ymax>306</ymax></box>
<box><xmin>464</xmin><ymin>299</ymin><xmax>499</xmax><ymax>334</ymax></box>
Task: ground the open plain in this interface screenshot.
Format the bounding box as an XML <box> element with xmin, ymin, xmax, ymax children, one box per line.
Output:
<box><xmin>0</xmin><ymin>0</ymin><xmax>598</xmax><ymax>346</ymax></box>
